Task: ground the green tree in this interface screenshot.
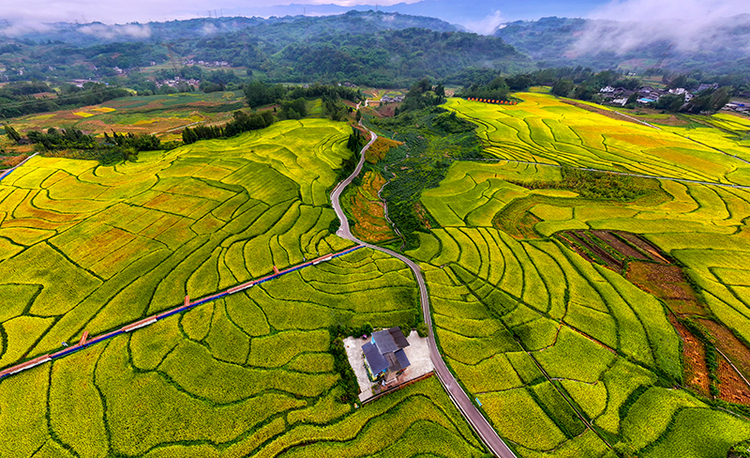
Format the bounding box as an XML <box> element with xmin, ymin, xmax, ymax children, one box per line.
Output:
<box><xmin>434</xmin><ymin>83</ymin><xmax>446</xmax><ymax>97</ymax></box>
<box><xmin>551</xmin><ymin>79</ymin><xmax>575</xmax><ymax>97</ymax></box>
<box><xmin>654</xmin><ymin>93</ymin><xmax>685</xmax><ymax>112</ymax></box>
<box><xmin>506</xmin><ymin>74</ymin><xmax>532</xmax><ymax>91</ymax></box>
<box><xmin>244</xmin><ymin>81</ymin><xmax>286</xmax><ymax>109</ymax></box>
<box><xmin>3</xmin><ymin>124</ymin><xmax>21</xmax><ymax>142</ymax></box>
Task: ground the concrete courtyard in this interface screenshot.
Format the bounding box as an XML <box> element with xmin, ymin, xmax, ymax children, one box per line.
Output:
<box><xmin>343</xmin><ymin>330</ymin><xmax>433</xmax><ymax>402</ymax></box>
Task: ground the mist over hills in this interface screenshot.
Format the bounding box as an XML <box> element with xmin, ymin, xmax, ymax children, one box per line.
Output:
<box><xmin>0</xmin><ymin>8</ymin><xmax>749</xmax><ymax>89</ymax></box>
<box><xmin>0</xmin><ymin>11</ymin><xmax>458</xmax><ymax>45</ymax></box>
<box><xmin>495</xmin><ymin>14</ymin><xmax>750</xmax><ymax>75</ymax></box>
<box><xmin>0</xmin><ymin>11</ymin><xmax>525</xmax><ymax>88</ymax></box>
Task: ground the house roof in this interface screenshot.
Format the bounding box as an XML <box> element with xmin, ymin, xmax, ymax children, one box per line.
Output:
<box><xmin>362</xmin><ymin>341</ymin><xmax>389</xmax><ymax>374</ymax></box>
<box><xmin>388</xmin><ymin>327</ymin><xmax>410</xmax><ymax>348</ymax></box>
<box><xmin>395</xmin><ymin>349</ymin><xmax>410</xmax><ymax>370</ymax></box>
<box><xmin>372</xmin><ymin>329</ymin><xmax>398</xmax><ymax>354</ymax></box>
<box><xmin>363</xmin><ymin>328</ymin><xmax>412</xmax><ymax>375</ymax></box>
<box><xmin>372</xmin><ymin>327</ymin><xmax>409</xmax><ymax>354</ymax></box>
<box><xmin>385</xmin><ymin>352</ymin><xmax>401</xmax><ymax>372</ymax></box>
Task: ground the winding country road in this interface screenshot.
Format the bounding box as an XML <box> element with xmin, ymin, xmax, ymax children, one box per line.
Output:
<box><xmin>330</xmin><ymin>125</ymin><xmax>517</xmax><ymax>458</ymax></box>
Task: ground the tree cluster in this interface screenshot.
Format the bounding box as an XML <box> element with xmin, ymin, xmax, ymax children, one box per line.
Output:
<box><xmin>243</xmin><ymin>81</ymin><xmax>362</xmax><ymax>110</ymax></box>
<box><xmin>103</xmin><ymin>132</ymin><xmax>161</xmax><ymax>151</ymax></box>
<box><xmin>683</xmin><ymin>87</ymin><xmax>731</xmax><ymax>113</ymax></box>
<box><xmin>0</xmin><ymin>82</ymin><xmax>130</xmax><ymax>119</ymax></box>
<box><xmin>3</xmin><ymin>125</ymin><xmax>161</xmax><ymax>164</ymax></box>
<box><xmin>395</xmin><ymin>78</ymin><xmax>446</xmax><ymax>114</ymax></box>
<box><xmin>26</xmin><ymin>127</ymin><xmax>95</xmax><ymax>151</ymax></box>
<box><xmin>346</xmin><ymin>127</ymin><xmax>366</xmax><ymax>154</ymax></box>
<box><xmin>457</xmin><ymin>76</ymin><xmax>511</xmax><ymax>101</ymax></box>
<box><xmin>512</xmin><ymin>167</ymin><xmax>652</xmax><ymax>201</ymax></box>
<box><xmin>329</xmin><ymin>328</ymin><xmax>362</xmax><ymax>404</ymax></box>
<box><xmin>278</xmin><ymin>98</ymin><xmax>307</xmax><ymax>120</ymax></box>
<box><xmin>182</xmin><ymin>110</ymin><xmax>275</xmax><ymax>144</ymax></box>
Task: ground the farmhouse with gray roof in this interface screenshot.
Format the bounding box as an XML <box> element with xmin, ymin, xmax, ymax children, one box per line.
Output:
<box><xmin>362</xmin><ymin>327</ymin><xmax>410</xmax><ymax>380</ymax></box>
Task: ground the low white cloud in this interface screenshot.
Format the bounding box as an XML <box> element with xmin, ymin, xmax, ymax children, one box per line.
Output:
<box><xmin>459</xmin><ymin>10</ymin><xmax>504</xmax><ymax>35</ymax></box>
<box><xmin>0</xmin><ymin>0</ymin><xmax>423</xmax><ymax>28</ymax></box>
<box><xmin>575</xmin><ymin>0</ymin><xmax>750</xmax><ymax>54</ymax></box>
<box><xmin>201</xmin><ymin>23</ymin><xmax>218</xmax><ymax>35</ymax></box>
<box><xmin>77</xmin><ymin>23</ymin><xmax>151</xmax><ymax>39</ymax></box>
<box><xmin>0</xmin><ymin>21</ymin><xmax>53</xmax><ymax>37</ymax></box>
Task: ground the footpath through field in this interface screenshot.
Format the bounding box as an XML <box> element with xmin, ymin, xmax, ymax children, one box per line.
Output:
<box><xmin>0</xmin><ymin>245</ymin><xmax>363</xmax><ymax>380</ymax></box>
<box><xmin>331</xmin><ymin>123</ymin><xmax>518</xmax><ymax>458</ymax></box>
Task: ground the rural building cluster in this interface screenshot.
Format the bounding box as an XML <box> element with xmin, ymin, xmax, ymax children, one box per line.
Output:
<box><xmin>600</xmin><ymin>83</ymin><xmax>750</xmax><ymax>112</ymax></box>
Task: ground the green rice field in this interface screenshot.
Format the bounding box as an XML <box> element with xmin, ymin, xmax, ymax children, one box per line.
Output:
<box><xmin>404</xmin><ymin>95</ymin><xmax>750</xmax><ymax>457</ymax></box>
<box><xmin>1</xmin><ymin>92</ymin><xmax>246</xmax><ymax>144</ymax></box>
<box><xmin>444</xmin><ymin>94</ymin><xmax>750</xmax><ymax>185</ymax></box>
<box><xmin>0</xmin><ymin>118</ymin><xmax>488</xmax><ymax>456</ymax></box>
<box><xmin>5</xmin><ymin>88</ymin><xmax>750</xmax><ymax>457</ymax></box>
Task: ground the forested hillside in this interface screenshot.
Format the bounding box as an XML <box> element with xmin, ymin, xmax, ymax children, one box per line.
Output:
<box><xmin>495</xmin><ymin>15</ymin><xmax>750</xmax><ymax>77</ymax></box>
<box><xmin>0</xmin><ymin>11</ymin><xmax>527</xmax><ymax>88</ymax></box>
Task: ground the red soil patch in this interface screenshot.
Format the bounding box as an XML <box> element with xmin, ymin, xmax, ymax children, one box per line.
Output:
<box><xmin>592</xmin><ymin>230</ymin><xmax>648</xmax><ymax>260</ymax></box>
<box><xmin>32</xmin><ymin>92</ymin><xmax>57</xmax><ymax>99</ymax></box>
<box><xmin>349</xmin><ymin>171</ymin><xmax>397</xmax><ymax>243</ymax></box>
<box><xmin>414</xmin><ymin>202</ymin><xmax>433</xmax><ymax>231</ymax></box>
<box><xmin>718</xmin><ymin>356</ymin><xmax>750</xmax><ymax>405</ymax></box>
<box><xmin>352</xmin><ymin>125</ymin><xmax>372</xmax><ymax>142</ymax></box>
<box><xmin>376</xmin><ymin>103</ymin><xmax>400</xmax><ymax>118</ymax></box>
<box><xmin>617</xmin><ymin>232</ymin><xmax>669</xmax><ymax>263</ymax></box>
<box><xmin>669</xmin><ymin>315</ymin><xmax>710</xmax><ymax>396</ymax></box>
<box><xmin>571</xmin><ymin>230</ymin><xmax>624</xmax><ymax>271</ymax></box>
<box><xmin>699</xmin><ymin>319</ymin><xmax>750</xmax><ymax>382</ymax></box>
<box><xmin>627</xmin><ymin>262</ymin><xmax>706</xmax><ymax>316</ymax></box>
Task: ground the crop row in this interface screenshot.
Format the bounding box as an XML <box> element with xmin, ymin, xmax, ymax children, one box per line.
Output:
<box><xmin>425</xmin><ymin>262</ymin><xmax>743</xmax><ymax>457</ymax></box>
<box><xmin>448</xmin><ymin>95</ymin><xmax>750</xmax><ymax>186</ymax></box>
<box><xmin>0</xmin><ymin>120</ymin><xmax>362</xmax><ymax>366</ymax></box>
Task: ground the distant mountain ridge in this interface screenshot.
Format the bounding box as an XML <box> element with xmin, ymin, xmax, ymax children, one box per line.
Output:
<box><xmin>0</xmin><ymin>10</ymin><xmax>459</xmax><ymax>45</ymax></box>
<box><xmin>0</xmin><ymin>11</ymin><xmax>525</xmax><ymax>88</ymax></box>
<box><xmin>494</xmin><ymin>15</ymin><xmax>750</xmax><ymax>75</ymax></box>
<box><xmin>1</xmin><ymin>10</ymin><xmax>749</xmax><ymax>88</ymax></box>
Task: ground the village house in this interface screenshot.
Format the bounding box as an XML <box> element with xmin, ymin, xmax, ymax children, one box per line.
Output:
<box><xmin>380</xmin><ymin>95</ymin><xmax>405</xmax><ymax>103</ymax></box>
<box><xmin>362</xmin><ymin>327</ymin><xmax>411</xmax><ymax>381</ymax></box>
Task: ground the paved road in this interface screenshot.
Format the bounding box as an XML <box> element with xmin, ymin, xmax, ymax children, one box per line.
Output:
<box><xmin>330</xmin><ymin>125</ymin><xmax>517</xmax><ymax>458</ymax></box>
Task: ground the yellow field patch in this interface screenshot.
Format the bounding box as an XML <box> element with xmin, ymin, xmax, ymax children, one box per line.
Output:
<box><xmin>73</xmin><ymin>112</ymin><xmax>95</xmax><ymax>118</ymax></box>
<box><xmin>530</xmin><ymin>189</ymin><xmax>579</xmax><ymax>198</ymax></box>
<box><xmin>91</xmin><ymin>107</ymin><xmax>116</xmax><ymax>113</ymax></box>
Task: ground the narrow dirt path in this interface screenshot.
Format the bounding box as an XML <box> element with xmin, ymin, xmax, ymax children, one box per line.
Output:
<box><xmin>330</xmin><ymin>123</ymin><xmax>518</xmax><ymax>458</ymax></box>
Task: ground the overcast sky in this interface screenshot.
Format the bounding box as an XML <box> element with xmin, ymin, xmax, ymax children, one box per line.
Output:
<box><xmin>1</xmin><ymin>0</ymin><xmax>749</xmax><ymax>35</ymax></box>
<box><xmin>1</xmin><ymin>0</ymin><xmax>597</xmax><ymax>27</ymax></box>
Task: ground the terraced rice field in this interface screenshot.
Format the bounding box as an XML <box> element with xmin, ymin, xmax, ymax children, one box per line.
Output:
<box><xmin>3</xmin><ymin>92</ymin><xmax>246</xmax><ymax>142</ymax></box>
<box><xmin>444</xmin><ymin>94</ymin><xmax>750</xmax><ymax>186</ymax></box>
<box><xmin>405</xmin><ymin>96</ymin><xmax>750</xmax><ymax>457</ymax></box>
<box><xmin>0</xmin><ymin>119</ymin><xmax>486</xmax><ymax>456</ymax></box>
